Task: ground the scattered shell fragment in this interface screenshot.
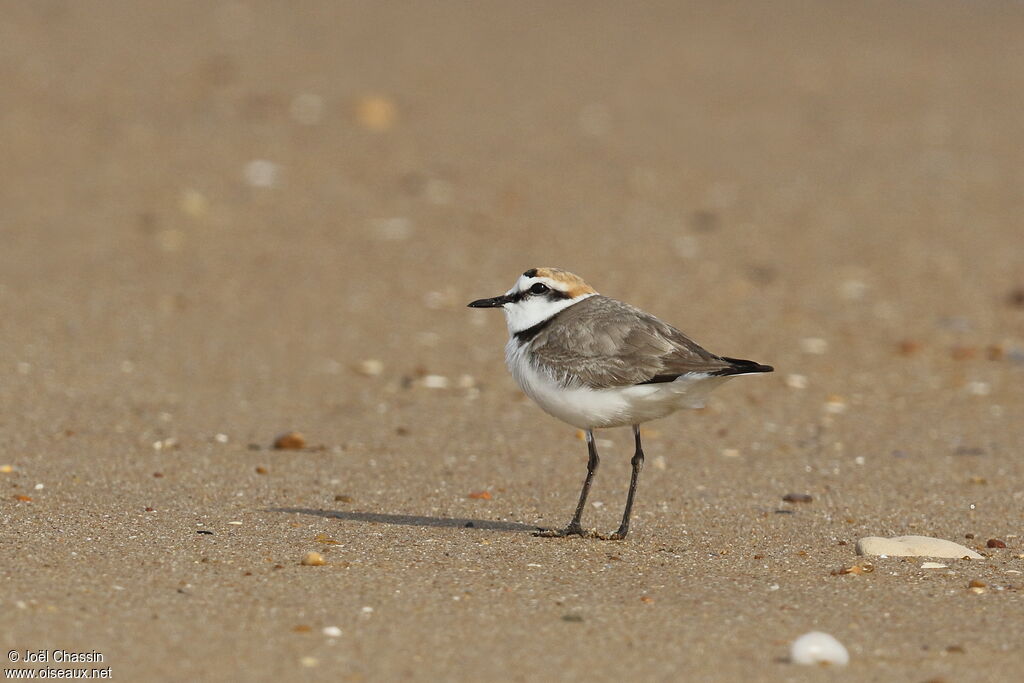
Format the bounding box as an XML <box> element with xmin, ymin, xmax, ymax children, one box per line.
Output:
<box><xmin>785</xmin><ymin>374</ymin><xmax>808</xmax><ymax>389</ymax></box>
<box><xmin>273</xmin><ymin>432</ymin><xmax>306</xmax><ymax>450</ymax></box>
<box><xmin>799</xmin><ymin>337</ymin><xmax>828</xmax><ymax>354</ymax></box>
<box><xmin>721</xmin><ymin>448</ymin><xmax>741</xmax><ymax>458</ymax></box>
<box><xmin>652</xmin><ymin>455</ymin><xmax>667</xmax><ymax>471</ymax></box>
<box><xmin>14</xmin><ymin>495</ymin><xmax>32</xmax><ymax>502</ymax></box>
<box><xmin>322</xmin><ymin>626</ymin><xmax>342</xmax><ymax>638</ymax></box>
<box><xmin>790</xmin><ymin>631</ymin><xmax>849</xmax><ymax>666</ymax></box>
<box><xmin>421</xmin><ymin>375</ymin><xmax>449</xmax><ymax>389</ymax></box>
<box><xmin>833</xmin><ymin>562</ymin><xmax>874</xmax><ymax>576</ymax></box>
<box><xmin>855</xmin><ymin>535</ymin><xmax>983</xmax><ymax>559</ymax></box>
<box><xmin>921</xmin><ymin>562</ymin><xmax>948</xmax><ymax>569</ymax></box>
<box><xmin>357</xmin><ymin>359</ymin><xmax>384</xmax><ymax>376</ymax></box>
<box><xmin>467</xmin><ymin>491</ymin><xmax>492</xmax><ymax>500</ymax></box>
<box><xmin>301</xmin><ymin>551</ymin><xmax>326</xmax><ymax>566</ymax></box>
<box><xmin>255</xmin><ymin>466</ymin><xmax>268</xmax><ymax>475</ymax></box>
<box><xmin>243</xmin><ymin>159</ymin><xmax>280</xmax><ymax>188</ymax></box>
<box><xmin>314</xmin><ymin>533</ymin><xmax>341</xmax><ymax>545</ymax></box>
<box><xmin>0</xmin><ymin>465</ymin><xmax>13</xmax><ymax>473</ymax></box>
<box><xmin>966</xmin><ymin>381</ymin><xmax>991</xmax><ymax>396</ymax></box>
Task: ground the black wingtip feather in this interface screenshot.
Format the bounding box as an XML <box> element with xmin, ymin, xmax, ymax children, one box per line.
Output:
<box><xmin>710</xmin><ymin>357</ymin><xmax>774</xmax><ymax>376</ymax></box>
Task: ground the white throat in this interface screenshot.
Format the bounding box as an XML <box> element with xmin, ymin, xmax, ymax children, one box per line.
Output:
<box><xmin>503</xmin><ymin>293</ymin><xmax>595</xmax><ymax>335</ymax></box>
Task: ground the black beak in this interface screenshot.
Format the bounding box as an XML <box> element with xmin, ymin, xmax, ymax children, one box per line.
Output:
<box><xmin>467</xmin><ymin>294</ymin><xmax>514</xmax><ymax>308</ymax></box>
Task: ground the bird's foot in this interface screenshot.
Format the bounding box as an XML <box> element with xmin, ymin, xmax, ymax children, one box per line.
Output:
<box><xmin>596</xmin><ymin>526</ymin><xmax>629</xmax><ymax>541</ymax></box>
<box><xmin>533</xmin><ymin>523</ymin><xmax>596</xmax><ymax>538</ymax></box>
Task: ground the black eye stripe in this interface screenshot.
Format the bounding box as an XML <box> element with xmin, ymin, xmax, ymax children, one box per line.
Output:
<box><xmin>511</xmin><ymin>283</ymin><xmax>571</xmax><ymax>302</ymax></box>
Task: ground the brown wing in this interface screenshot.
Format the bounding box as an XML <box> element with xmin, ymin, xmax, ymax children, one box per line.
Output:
<box><xmin>528</xmin><ymin>296</ymin><xmax>736</xmax><ymax>389</ymax></box>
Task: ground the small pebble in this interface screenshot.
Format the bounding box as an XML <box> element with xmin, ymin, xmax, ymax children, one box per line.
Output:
<box><xmin>179</xmin><ymin>189</ymin><xmax>209</xmax><ymax>218</ymax></box>
<box><xmin>273</xmin><ymin>432</ymin><xmax>306</xmax><ymax>450</ymax></box>
<box><xmin>782</xmin><ymin>493</ymin><xmax>813</xmax><ymax>503</ymax></box>
<box><xmin>467</xmin><ymin>491</ymin><xmax>492</xmax><ymax>500</ymax></box>
<box><xmin>790</xmin><ymin>631</ymin><xmax>849</xmax><ymax>666</ymax></box>
<box><xmin>823</xmin><ymin>396</ymin><xmax>848</xmax><ymax>414</ymax></box>
<box><xmin>354</xmin><ymin>94</ymin><xmax>397</xmax><ymax>131</ymax></box>
<box><xmin>322</xmin><ymin>626</ymin><xmax>342</xmax><ymax>638</ymax></box>
<box><xmin>301</xmin><ymin>551</ymin><xmax>326</xmax><ymax>566</ymax></box>
<box><xmin>986</xmin><ymin>539</ymin><xmax>1007</xmax><ymax>548</ymax></box>
<box><xmin>1008</xmin><ymin>287</ymin><xmax>1024</xmax><ymax>308</ymax></box>
<box><xmin>721</xmin><ymin>448</ymin><xmax>740</xmax><ymax>458</ymax></box>
<box><xmin>897</xmin><ymin>339</ymin><xmax>922</xmax><ymax>355</ymax></box>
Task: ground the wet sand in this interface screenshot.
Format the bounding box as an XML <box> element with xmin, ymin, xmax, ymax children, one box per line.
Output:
<box><xmin>2</xmin><ymin>2</ymin><xmax>1023</xmax><ymax>681</ymax></box>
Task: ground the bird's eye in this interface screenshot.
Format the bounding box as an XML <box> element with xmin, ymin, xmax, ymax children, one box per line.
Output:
<box><xmin>529</xmin><ymin>282</ymin><xmax>550</xmax><ymax>295</ymax></box>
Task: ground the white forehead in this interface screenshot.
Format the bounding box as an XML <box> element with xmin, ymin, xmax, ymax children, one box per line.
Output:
<box><xmin>506</xmin><ymin>274</ymin><xmax>562</xmax><ymax>295</ymax></box>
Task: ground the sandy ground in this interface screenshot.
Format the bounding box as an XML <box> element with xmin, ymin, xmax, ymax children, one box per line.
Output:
<box><xmin>2</xmin><ymin>1</ymin><xmax>1023</xmax><ymax>681</ymax></box>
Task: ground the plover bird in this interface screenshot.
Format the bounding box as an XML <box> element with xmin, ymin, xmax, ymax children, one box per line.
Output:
<box><xmin>469</xmin><ymin>267</ymin><xmax>773</xmax><ymax>539</ymax></box>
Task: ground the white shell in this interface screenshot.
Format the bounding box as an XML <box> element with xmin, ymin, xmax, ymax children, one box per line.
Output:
<box><xmin>790</xmin><ymin>631</ymin><xmax>850</xmax><ymax>666</ymax></box>
<box><xmin>856</xmin><ymin>535</ymin><xmax>983</xmax><ymax>559</ymax></box>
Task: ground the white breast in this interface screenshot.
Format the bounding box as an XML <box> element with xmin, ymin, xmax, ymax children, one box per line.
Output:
<box><xmin>504</xmin><ymin>338</ymin><xmax>733</xmax><ymax>429</ymax></box>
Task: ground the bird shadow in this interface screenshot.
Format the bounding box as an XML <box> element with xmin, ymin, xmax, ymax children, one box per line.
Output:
<box><xmin>268</xmin><ymin>507</ymin><xmax>538</xmax><ymax>533</ymax></box>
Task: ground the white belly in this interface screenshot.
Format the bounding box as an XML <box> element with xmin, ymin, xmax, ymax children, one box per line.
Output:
<box><xmin>504</xmin><ymin>339</ymin><xmax>733</xmax><ymax>429</ymax></box>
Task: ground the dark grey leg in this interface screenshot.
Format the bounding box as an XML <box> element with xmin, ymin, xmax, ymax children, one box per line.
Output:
<box><xmin>610</xmin><ymin>424</ymin><xmax>644</xmax><ymax>539</ymax></box>
<box><xmin>535</xmin><ymin>429</ymin><xmax>599</xmax><ymax>537</ymax></box>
